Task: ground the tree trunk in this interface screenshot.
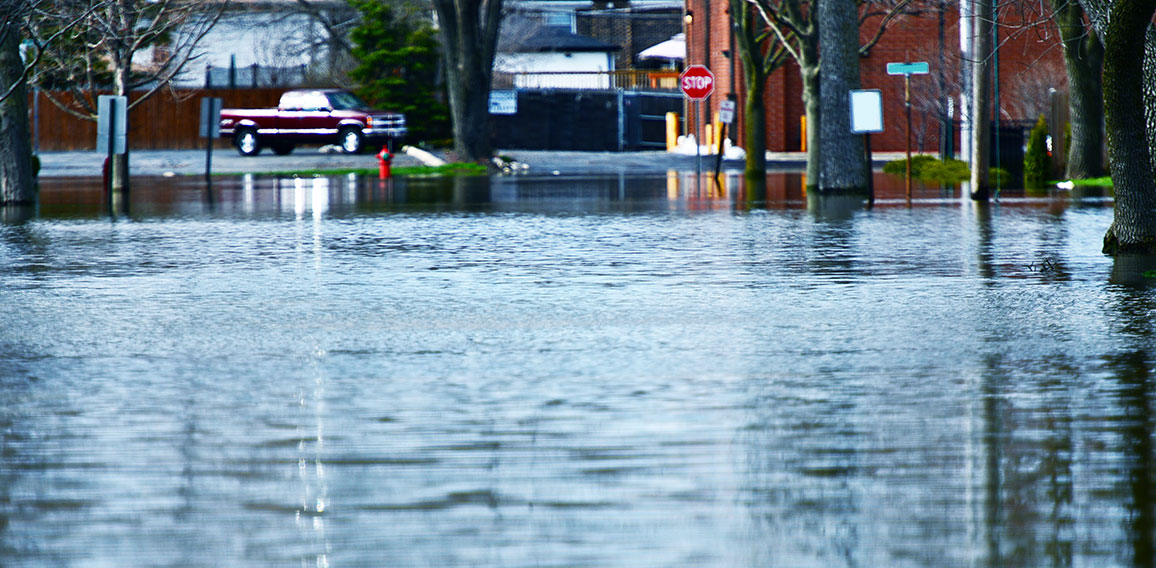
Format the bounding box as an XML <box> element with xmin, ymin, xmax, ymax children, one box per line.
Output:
<box><xmin>731</xmin><ymin>0</ymin><xmax>768</xmax><ymax>178</ymax></box>
<box><xmin>1098</xmin><ymin>0</ymin><xmax>1156</xmax><ymax>254</ymax></box>
<box><xmin>969</xmin><ymin>0</ymin><xmax>994</xmax><ymax>200</ymax></box>
<box><xmin>800</xmin><ymin>42</ymin><xmax>820</xmax><ymax>186</ymax></box>
<box><xmin>816</xmin><ymin>0</ymin><xmax>866</xmax><ymax>194</ymax></box>
<box><xmin>111</xmin><ymin>61</ymin><xmax>131</xmax><ymax>193</ymax></box>
<box><xmin>1052</xmin><ymin>0</ymin><xmax>1104</xmax><ymax>179</ymax></box>
<box><xmin>0</xmin><ymin>18</ymin><xmax>35</xmax><ymax>205</ymax></box>
<box><xmin>432</xmin><ymin>0</ymin><xmax>503</xmax><ymax>163</ymax></box>
<box><xmin>743</xmin><ymin>78</ymin><xmax>767</xmax><ymax>178</ymax></box>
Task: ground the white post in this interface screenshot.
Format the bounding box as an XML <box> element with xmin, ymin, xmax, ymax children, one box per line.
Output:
<box><xmin>958</xmin><ymin>0</ymin><xmax>973</xmax><ymax>167</ymax></box>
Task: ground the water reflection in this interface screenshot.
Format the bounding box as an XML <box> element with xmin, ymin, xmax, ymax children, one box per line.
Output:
<box><xmin>4</xmin><ymin>171</ymin><xmax>1152</xmax><ymax>567</ymax></box>
<box><xmin>23</xmin><ymin>171</ymin><xmax>1107</xmax><ymax>222</ymax></box>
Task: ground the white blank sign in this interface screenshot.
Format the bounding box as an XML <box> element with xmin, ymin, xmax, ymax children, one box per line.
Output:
<box><xmin>849</xmin><ymin>89</ymin><xmax>883</xmax><ymax>134</ymax></box>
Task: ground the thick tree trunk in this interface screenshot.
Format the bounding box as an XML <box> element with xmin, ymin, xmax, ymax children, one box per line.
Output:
<box><xmin>816</xmin><ymin>0</ymin><xmax>866</xmax><ymax>194</ymax></box>
<box><xmin>1052</xmin><ymin>0</ymin><xmax>1104</xmax><ymax>179</ymax></box>
<box><xmin>969</xmin><ymin>0</ymin><xmax>994</xmax><ymax>201</ymax></box>
<box><xmin>1098</xmin><ymin>0</ymin><xmax>1156</xmax><ymax>254</ymax></box>
<box><xmin>432</xmin><ymin>0</ymin><xmax>502</xmax><ymax>163</ymax></box>
<box><xmin>0</xmin><ymin>19</ymin><xmax>35</xmax><ymax>205</ymax></box>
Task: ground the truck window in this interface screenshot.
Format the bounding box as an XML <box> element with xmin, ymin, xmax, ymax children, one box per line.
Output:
<box><xmin>328</xmin><ymin>91</ymin><xmax>369</xmax><ymax>111</ymax></box>
<box><xmin>280</xmin><ymin>91</ymin><xmax>329</xmax><ymax>111</ymax></box>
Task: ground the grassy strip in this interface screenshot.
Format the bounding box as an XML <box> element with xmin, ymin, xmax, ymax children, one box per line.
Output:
<box><xmin>1068</xmin><ymin>176</ymin><xmax>1112</xmax><ymax>186</ymax></box>
<box><xmin>217</xmin><ymin>163</ymin><xmax>488</xmax><ymax>178</ymax></box>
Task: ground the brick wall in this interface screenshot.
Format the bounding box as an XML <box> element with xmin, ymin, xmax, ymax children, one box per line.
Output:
<box><xmin>685</xmin><ymin>3</ymin><xmax>1065</xmax><ymax>153</ymax></box>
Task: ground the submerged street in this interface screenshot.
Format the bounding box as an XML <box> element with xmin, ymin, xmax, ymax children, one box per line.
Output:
<box><xmin>0</xmin><ymin>170</ymin><xmax>1150</xmax><ymax>567</ymax></box>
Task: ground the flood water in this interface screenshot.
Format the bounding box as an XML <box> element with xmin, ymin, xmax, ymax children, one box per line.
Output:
<box><xmin>1</xmin><ymin>171</ymin><xmax>1152</xmax><ymax>567</ymax></box>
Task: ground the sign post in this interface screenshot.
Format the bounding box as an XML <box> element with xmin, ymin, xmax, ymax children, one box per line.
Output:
<box><xmin>714</xmin><ymin>98</ymin><xmax>736</xmax><ymax>178</ymax></box>
<box><xmin>96</xmin><ymin>95</ymin><xmax>127</xmax><ymax>197</ymax></box>
<box><xmin>850</xmin><ymin>89</ymin><xmax>884</xmax><ymax>205</ymax></box>
<box><xmin>200</xmin><ymin>97</ymin><xmax>223</xmax><ymax>182</ymax></box>
<box><xmin>887</xmin><ymin>61</ymin><xmax>929</xmax><ymax>202</ymax></box>
<box><xmin>680</xmin><ymin>65</ymin><xmax>715</xmax><ymax>180</ymax></box>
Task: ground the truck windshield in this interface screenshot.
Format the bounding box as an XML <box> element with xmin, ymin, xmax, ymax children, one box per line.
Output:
<box><xmin>328</xmin><ymin>92</ymin><xmax>369</xmax><ymax>111</ymax></box>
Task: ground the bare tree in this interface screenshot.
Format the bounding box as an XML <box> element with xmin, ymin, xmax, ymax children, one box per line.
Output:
<box><xmin>1</xmin><ymin>0</ymin><xmax>105</xmax><ymax>205</ymax></box>
<box><xmin>30</xmin><ymin>0</ymin><xmax>224</xmax><ymax>190</ymax></box>
<box><xmin>432</xmin><ymin>0</ymin><xmax>503</xmax><ymax>162</ymax></box>
<box><xmin>738</xmin><ymin>0</ymin><xmax>914</xmax><ymax>187</ymax></box>
<box><xmin>729</xmin><ymin>0</ymin><xmax>788</xmax><ymax>178</ymax></box>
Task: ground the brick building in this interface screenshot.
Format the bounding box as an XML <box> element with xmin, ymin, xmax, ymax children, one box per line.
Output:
<box><xmin>682</xmin><ymin>3</ymin><xmax>1067</xmax><ymax>153</ymax></box>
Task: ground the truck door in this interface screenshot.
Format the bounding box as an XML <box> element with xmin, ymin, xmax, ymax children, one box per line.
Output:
<box><xmin>279</xmin><ymin>91</ymin><xmax>332</xmax><ymax>142</ymax></box>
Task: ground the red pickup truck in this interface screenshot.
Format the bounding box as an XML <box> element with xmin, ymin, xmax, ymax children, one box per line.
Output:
<box><xmin>219</xmin><ymin>89</ymin><xmax>407</xmax><ymax>156</ymax></box>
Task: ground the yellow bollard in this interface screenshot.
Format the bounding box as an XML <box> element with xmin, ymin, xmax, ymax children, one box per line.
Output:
<box><xmin>800</xmin><ymin>115</ymin><xmax>807</xmax><ymax>152</ymax></box>
<box><xmin>666</xmin><ymin>112</ymin><xmax>680</xmax><ymax>152</ymax></box>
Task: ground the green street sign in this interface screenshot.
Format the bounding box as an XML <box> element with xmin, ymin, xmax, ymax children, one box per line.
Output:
<box><xmin>886</xmin><ymin>61</ymin><xmax>929</xmax><ymax>76</ymax></box>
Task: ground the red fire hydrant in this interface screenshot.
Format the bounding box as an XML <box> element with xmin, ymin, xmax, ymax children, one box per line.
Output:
<box><xmin>377</xmin><ymin>146</ymin><xmax>392</xmax><ymax>179</ymax></box>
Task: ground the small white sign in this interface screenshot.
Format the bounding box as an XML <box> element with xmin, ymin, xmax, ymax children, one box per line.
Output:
<box><xmin>200</xmin><ymin>97</ymin><xmax>223</xmax><ymax>138</ymax></box>
<box><xmin>96</xmin><ymin>95</ymin><xmax>128</xmax><ymax>155</ymax></box>
<box><xmin>718</xmin><ymin>100</ymin><xmax>736</xmax><ymax>124</ymax></box>
<box><xmin>489</xmin><ymin>90</ymin><xmax>517</xmax><ymax>115</ymax></box>
<box><xmin>849</xmin><ymin>89</ymin><xmax>884</xmax><ymax>134</ymax></box>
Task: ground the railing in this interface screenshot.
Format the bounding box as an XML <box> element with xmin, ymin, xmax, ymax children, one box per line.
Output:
<box><xmin>492</xmin><ymin>70</ymin><xmax>680</xmax><ymax>91</ymax></box>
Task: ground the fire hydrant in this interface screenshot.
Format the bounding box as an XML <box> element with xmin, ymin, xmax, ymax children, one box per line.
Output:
<box><xmin>377</xmin><ymin>146</ymin><xmax>392</xmax><ymax>179</ymax></box>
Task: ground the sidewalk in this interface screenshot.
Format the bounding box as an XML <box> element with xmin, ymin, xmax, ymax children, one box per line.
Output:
<box><xmin>36</xmin><ymin>148</ymin><xmax>914</xmax><ymax>178</ymax></box>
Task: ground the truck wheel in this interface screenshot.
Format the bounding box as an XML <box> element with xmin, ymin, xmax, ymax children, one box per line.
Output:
<box><xmin>271</xmin><ymin>143</ymin><xmax>295</xmax><ymax>156</ymax></box>
<box><xmin>339</xmin><ymin>128</ymin><xmax>363</xmax><ymax>154</ymax></box>
<box><xmin>235</xmin><ymin>128</ymin><xmax>261</xmax><ymax>156</ymax></box>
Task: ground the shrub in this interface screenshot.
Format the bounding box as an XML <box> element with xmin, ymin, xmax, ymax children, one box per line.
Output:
<box><xmin>883</xmin><ymin>156</ymin><xmax>1009</xmax><ymax>187</ymax></box>
<box><xmin>1024</xmin><ymin>114</ymin><xmax>1050</xmax><ymax>189</ymax></box>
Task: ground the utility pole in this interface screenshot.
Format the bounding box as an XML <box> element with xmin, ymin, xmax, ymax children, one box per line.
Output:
<box><xmin>969</xmin><ymin>0</ymin><xmax>994</xmax><ymax>201</ymax></box>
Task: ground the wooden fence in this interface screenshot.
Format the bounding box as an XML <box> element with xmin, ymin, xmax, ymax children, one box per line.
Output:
<box><xmin>30</xmin><ymin>88</ymin><xmax>286</xmax><ymax>151</ymax></box>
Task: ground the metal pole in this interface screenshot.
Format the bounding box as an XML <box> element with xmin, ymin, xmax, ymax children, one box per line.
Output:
<box><xmin>32</xmin><ymin>88</ymin><xmax>39</xmax><ymax>154</ymax></box>
<box><xmin>865</xmin><ymin>133</ymin><xmax>875</xmax><ymax>207</ymax></box>
<box><xmin>696</xmin><ymin>99</ymin><xmax>702</xmax><ymax>194</ymax></box>
<box><xmin>905</xmin><ymin>74</ymin><xmax>912</xmax><ymax>203</ymax></box>
<box><xmin>992</xmin><ymin>12</ymin><xmax>1000</xmax><ymax>195</ymax></box>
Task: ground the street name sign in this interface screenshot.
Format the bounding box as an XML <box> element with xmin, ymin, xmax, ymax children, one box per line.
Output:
<box><xmin>886</xmin><ymin>61</ymin><xmax>929</xmax><ymax>76</ymax></box>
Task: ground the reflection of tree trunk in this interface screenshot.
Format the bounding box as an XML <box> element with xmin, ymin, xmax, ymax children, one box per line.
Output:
<box><xmin>1095</xmin><ymin>0</ymin><xmax>1156</xmax><ymax>254</ymax></box>
<box><xmin>1112</xmin><ymin>350</ymin><xmax>1155</xmax><ymax>567</ymax></box>
<box><xmin>0</xmin><ymin>18</ymin><xmax>35</xmax><ymax>205</ymax></box>
<box><xmin>1052</xmin><ymin>0</ymin><xmax>1104</xmax><ymax>179</ymax></box>
<box><xmin>816</xmin><ymin>0</ymin><xmax>866</xmax><ymax>194</ymax></box>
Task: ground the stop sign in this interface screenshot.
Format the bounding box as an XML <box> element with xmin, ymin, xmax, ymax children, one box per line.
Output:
<box><xmin>679</xmin><ymin>65</ymin><xmax>715</xmax><ymax>100</ymax></box>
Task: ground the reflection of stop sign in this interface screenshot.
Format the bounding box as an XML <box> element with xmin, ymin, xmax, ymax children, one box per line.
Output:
<box><xmin>679</xmin><ymin>65</ymin><xmax>715</xmax><ymax>100</ymax></box>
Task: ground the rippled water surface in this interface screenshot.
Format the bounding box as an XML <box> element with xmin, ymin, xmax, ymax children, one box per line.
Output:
<box><xmin>1</xmin><ymin>173</ymin><xmax>1153</xmax><ymax>567</ymax></box>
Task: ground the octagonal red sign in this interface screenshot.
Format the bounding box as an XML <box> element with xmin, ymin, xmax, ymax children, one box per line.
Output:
<box><xmin>679</xmin><ymin>65</ymin><xmax>715</xmax><ymax>100</ymax></box>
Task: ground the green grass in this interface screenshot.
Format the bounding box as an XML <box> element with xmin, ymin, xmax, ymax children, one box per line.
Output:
<box><xmin>215</xmin><ymin>163</ymin><xmax>488</xmax><ymax>178</ymax></box>
<box><xmin>1068</xmin><ymin>176</ymin><xmax>1113</xmax><ymax>186</ymax></box>
<box><xmin>883</xmin><ymin>155</ymin><xmax>1008</xmax><ymax>185</ymax></box>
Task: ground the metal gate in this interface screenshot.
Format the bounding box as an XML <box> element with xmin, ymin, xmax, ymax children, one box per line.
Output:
<box><xmin>622</xmin><ymin>92</ymin><xmax>684</xmax><ymax>150</ymax></box>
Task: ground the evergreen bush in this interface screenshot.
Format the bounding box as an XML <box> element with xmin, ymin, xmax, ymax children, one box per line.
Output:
<box><xmin>1024</xmin><ymin>114</ymin><xmax>1050</xmax><ymax>189</ymax></box>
